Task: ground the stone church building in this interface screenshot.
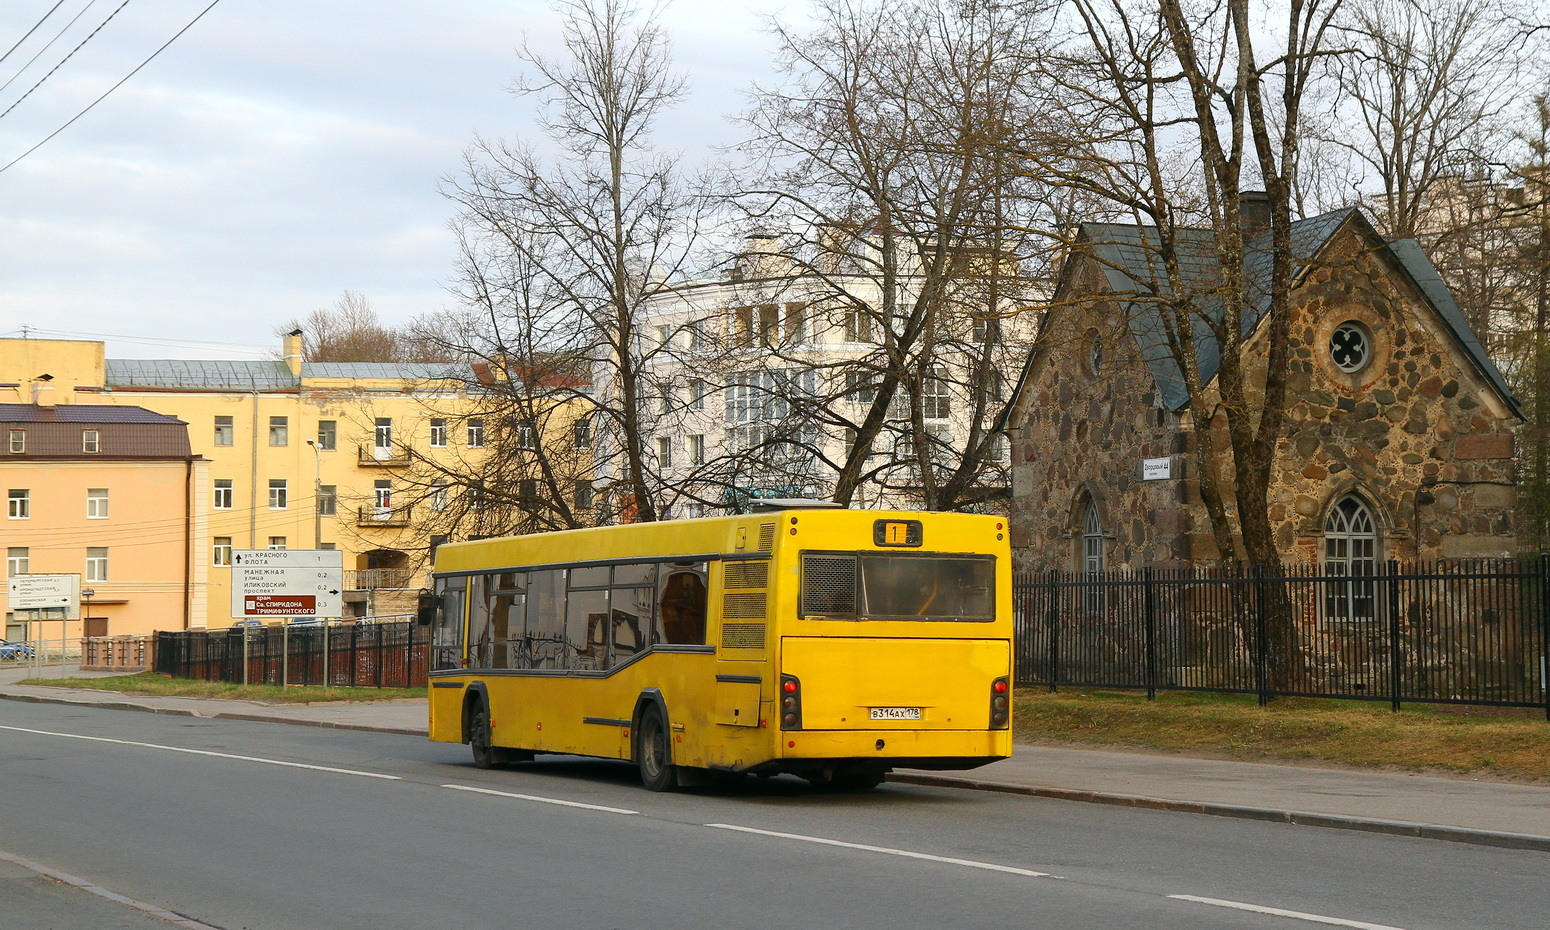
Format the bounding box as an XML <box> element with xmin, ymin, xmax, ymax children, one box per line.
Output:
<box><xmin>1008</xmin><ymin>199</ymin><xmax>1521</xmax><ymax>572</ymax></box>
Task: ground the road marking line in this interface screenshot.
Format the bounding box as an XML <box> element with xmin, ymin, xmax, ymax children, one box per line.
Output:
<box><xmin>0</xmin><ymin>849</ymin><xmax>222</xmax><ymax>930</ymax></box>
<box><xmin>442</xmin><ymin>783</ymin><xmax>639</xmax><ymax>815</ymax></box>
<box><xmin>704</xmin><ymin>823</ymin><xmax>1054</xmax><ymax>878</ymax></box>
<box><xmin>0</xmin><ymin>724</ymin><xmax>400</xmax><ymax>780</ymax></box>
<box><xmin>1169</xmin><ymin>894</ymin><xmax>1408</xmax><ymax>929</ymax></box>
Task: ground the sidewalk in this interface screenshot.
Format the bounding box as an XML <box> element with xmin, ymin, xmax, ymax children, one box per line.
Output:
<box><xmin>2</xmin><ymin>665</ymin><xmax>1547</xmax><ymax>852</ymax></box>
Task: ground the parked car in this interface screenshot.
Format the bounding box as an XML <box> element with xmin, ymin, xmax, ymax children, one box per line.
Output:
<box><xmin>0</xmin><ymin>638</ymin><xmax>35</xmax><ymax>660</ymax></box>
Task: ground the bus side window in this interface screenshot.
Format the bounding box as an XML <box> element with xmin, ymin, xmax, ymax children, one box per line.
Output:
<box><xmin>660</xmin><ymin>566</ymin><xmax>707</xmax><ymax>645</ymax></box>
<box><xmin>525</xmin><ymin>570</ymin><xmax>567</xmax><ymax>669</ymax></box>
<box><xmin>467</xmin><ymin>574</ymin><xmax>492</xmax><ymax>668</ymax></box>
<box><xmin>431</xmin><ymin>576</ymin><xmax>466</xmax><ymax>671</ymax></box>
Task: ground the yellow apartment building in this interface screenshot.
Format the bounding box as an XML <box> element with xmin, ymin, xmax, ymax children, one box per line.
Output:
<box><xmin>2</xmin><ymin>335</ymin><xmax>593</xmax><ymax>632</ymax></box>
<box><xmin>2</xmin><ymin>391</ymin><xmax>208</xmax><ymax>639</ymax></box>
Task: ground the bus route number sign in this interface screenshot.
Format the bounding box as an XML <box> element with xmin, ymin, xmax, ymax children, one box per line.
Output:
<box><xmin>874</xmin><ymin>519</ymin><xmax>923</xmax><ymax>547</ymax></box>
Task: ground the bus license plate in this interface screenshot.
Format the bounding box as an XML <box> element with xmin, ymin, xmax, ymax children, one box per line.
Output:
<box><xmin>870</xmin><ymin>707</ymin><xmax>921</xmax><ymax>720</ymax></box>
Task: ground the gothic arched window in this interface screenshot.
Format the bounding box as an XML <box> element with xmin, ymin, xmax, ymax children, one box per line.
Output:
<box><xmin>1324</xmin><ymin>494</ymin><xmax>1378</xmax><ymax>623</ymax></box>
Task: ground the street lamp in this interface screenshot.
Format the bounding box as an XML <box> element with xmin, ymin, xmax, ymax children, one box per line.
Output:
<box><xmin>306</xmin><ymin>439</ymin><xmax>322</xmax><ymax>549</ymax></box>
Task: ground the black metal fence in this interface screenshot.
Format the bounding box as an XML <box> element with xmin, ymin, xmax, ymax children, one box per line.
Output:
<box><xmin>1014</xmin><ymin>558</ymin><xmax>1550</xmax><ymax>717</ymax></box>
<box><xmin>155</xmin><ymin>621</ymin><xmax>429</xmax><ymax>688</ymax></box>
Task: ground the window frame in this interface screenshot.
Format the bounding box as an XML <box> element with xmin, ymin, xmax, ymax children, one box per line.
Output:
<box><xmin>86</xmin><ymin>488</ymin><xmax>109</xmax><ymax>520</ymax></box>
<box><xmin>85</xmin><ymin>547</ymin><xmax>109</xmax><ymax>582</ymax></box>
<box><xmin>268</xmin><ymin>416</ymin><xmax>289</xmax><ymax>447</ymax></box>
<box><xmin>7</xmin><ymin>489</ymin><xmax>29</xmax><ymax>520</ymax></box>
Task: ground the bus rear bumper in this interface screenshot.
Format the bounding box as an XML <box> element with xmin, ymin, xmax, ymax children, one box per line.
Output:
<box><xmin>746</xmin><ymin>728</ymin><xmax>1010</xmax><ymax>776</ymax></box>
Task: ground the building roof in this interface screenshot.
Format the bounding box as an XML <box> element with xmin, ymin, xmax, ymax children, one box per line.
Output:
<box><xmin>0</xmin><ymin>403</ymin><xmax>185</xmax><ymax>425</ymax></box>
<box><xmin>1074</xmin><ymin>208</ymin><xmax>1518</xmax><ymax>416</ymax></box>
<box><xmin>103</xmin><ymin>359</ymin><xmax>466</xmax><ymax>390</ymax></box>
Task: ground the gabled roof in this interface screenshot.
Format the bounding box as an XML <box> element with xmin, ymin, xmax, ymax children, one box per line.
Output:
<box><xmin>1079</xmin><ymin>208</ymin><xmax>1353</xmax><ymax>411</ymax></box>
<box><xmin>1072</xmin><ymin>208</ymin><xmax>1518</xmax><ymax>417</ymax></box>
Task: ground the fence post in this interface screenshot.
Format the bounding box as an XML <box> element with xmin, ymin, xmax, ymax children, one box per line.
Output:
<box><xmin>1387</xmin><ymin>559</ymin><xmax>1402</xmax><ymax>713</ymax></box>
<box><xmin>1045</xmin><ymin>569</ymin><xmax>1060</xmax><ymax>692</ymax></box>
<box><xmin>1143</xmin><ymin>567</ymin><xmax>1157</xmax><ymax>701</ymax></box>
<box><xmin>1540</xmin><ymin>553</ymin><xmax>1550</xmax><ymax>723</ymax></box>
<box><xmin>1252</xmin><ymin>563</ymin><xmax>1270</xmax><ymax>707</ymax></box>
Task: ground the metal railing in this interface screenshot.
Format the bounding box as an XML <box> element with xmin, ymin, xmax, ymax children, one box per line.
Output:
<box><xmin>155</xmin><ymin>620</ymin><xmax>429</xmax><ymax>688</ymax></box>
<box><xmin>1014</xmin><ymin>557</ymin><xmax>1550</xmax><ymax>717</ymax></box>
<box><xmin>345</xmin><ymin>569</ymin><xmax>415</xmax><ymax>590</ymax></box>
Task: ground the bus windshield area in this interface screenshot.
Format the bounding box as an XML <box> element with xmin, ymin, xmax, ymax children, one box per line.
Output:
<box><xmin>800</xmin><ymin>552</ymin><xmax>994</xmax><ymax>622</ymax></box>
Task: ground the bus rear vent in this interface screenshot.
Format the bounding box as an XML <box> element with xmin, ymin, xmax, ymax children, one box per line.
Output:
<box><xmin>724</xmin><ymin>561</ymin><xmax>769</xmax><ymax>589</ymax></box>
<box><xmin>723</xmin><ymin>591</ymin><xmax>767</xmax><ymax>618</ymax></box>
<box><xmin>722</xmin><ymin>622</ymin><xmax>766</xmax><ymax>649</ymax></box>
<box><xmin>757</xmin><ymin>523</ymin><xmax>775</xmax><ymax>551</ymax></box>
<box><xmin>800</xmin><ymin>554</ymin><xmax>857</xmax><ymax>615</ymax></box>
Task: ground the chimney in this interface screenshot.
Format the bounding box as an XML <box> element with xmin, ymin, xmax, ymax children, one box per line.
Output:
<box><xmin>1239</xmin><ymin>190</ymin><xmax>1271</xmax><ymax>241</ymax></box>
<box><xmin>31</xmin><ymin>378</ymin><xmax>56</xmax><ymax>408</ymax></box>
<box><xmin>283</xmin><ymin>329</ymin><xmax>304</xmax><ymax>376</ymax></box>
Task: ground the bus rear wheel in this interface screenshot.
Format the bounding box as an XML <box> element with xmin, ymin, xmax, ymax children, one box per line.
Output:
<box><xmin>636</xmin><ymin>707</ymin><xmax>677</xmax><ymax>792</ymax></box>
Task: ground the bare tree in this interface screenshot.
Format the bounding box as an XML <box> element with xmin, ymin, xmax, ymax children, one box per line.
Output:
<box><xmin>735</xmin><ymin>0</ymin><xmax>1059</xmax><ymax>511</ymax></box>
<box><xmin>276</xmin><ymin>291</ymin><xmax>404</xmax><ymax>362</ymax></box>
<box><xmin>440</xmin><ymin>0</ymin><xmax>713</xmax><ymax>524</ymax></box>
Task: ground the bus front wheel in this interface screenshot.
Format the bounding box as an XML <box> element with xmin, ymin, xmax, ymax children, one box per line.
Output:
<box><xmin>470</xmin><ymin>705</ymin><xmax>506</xmax><ymax>769</ymax></box>
<box><xmin>636</xmin><ymin>707</ymin><xmax>677</xmax><ymax>792</ymax></box>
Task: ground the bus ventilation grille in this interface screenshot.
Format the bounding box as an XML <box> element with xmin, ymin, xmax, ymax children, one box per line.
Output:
<box><xmin>724</xmin><ymin>561</ymin><xmax>769</xmax><ymax>589</ymax></box>
<box><xmin>757</xmin><ymin>523</ymin><xmax>775</xmax><ymax>551</ymax></box>
<box><xmin>723</xmin><ymin>592</ymin><xmax>767</xmax><ymax>618</ymax></box>
<box><xmin>800</xmin><ymin>554</ymin><xmax>857</xmax><ymax>615</ymax></box>
<box><xmin>722</xmin><ymin>622</ymin><xmax>766</xmax><ymax>649</ymax></box>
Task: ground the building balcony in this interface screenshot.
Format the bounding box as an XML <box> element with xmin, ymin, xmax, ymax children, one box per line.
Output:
<box><xmin>356</xmin><ymin>504</ymin><xmax>413</xmax><ymax>527</ymax></box>
<box><xmin>345</xmin><ymin>569</ymin><xmax>415</xmax><ymax>590</ymax></box>
<box><xmin>357</xmin><ymin>443</ymin><xmax>410</xmax><ymax>466</ymax></box>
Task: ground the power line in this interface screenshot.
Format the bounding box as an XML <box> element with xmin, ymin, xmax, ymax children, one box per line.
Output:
<box><xmin>0</xmin><ymin>0</ymin><xmax>136</xmax><ymax>121</ymax></box>
<box><xmin>0</xmin><ymin>0</ymin><xmax>223</xmax><ymax>175</ymax></box>
<box><xmin>0</xmin><ymin>0</ymin><xmax>70</xmax><ymax>72</ymax></box>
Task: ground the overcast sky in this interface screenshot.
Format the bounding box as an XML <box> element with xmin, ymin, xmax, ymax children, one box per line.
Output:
<box><xmin>0</xmin><ymin>0</ymin><xmax>792</xmax><ymax>360</ymax></box>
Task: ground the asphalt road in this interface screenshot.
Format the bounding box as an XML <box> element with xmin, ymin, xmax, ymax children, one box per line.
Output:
<box><xmin>0</xmin><ymin>700</ymin><xmax>1545</xmax><ymax>930</ymax></box>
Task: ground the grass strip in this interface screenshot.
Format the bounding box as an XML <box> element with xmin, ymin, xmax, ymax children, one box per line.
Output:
<box><xmin>22</xmin><ymin>672</ymin><xmax>426</xmax><ymax>704</ymax></box>
<box><xmin>1014</xmin><ymin>688</ymin><xmax>1550</xmax><ymax>783</ymax></box>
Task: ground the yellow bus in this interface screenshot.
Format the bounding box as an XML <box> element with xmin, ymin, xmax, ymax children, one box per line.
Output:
<box><xmin>423</xmin><ymin>502</ymin><xmax>1012</xmax><ymax>790</ymax></box>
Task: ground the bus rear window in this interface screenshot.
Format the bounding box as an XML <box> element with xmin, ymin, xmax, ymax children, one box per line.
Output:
<box><xmin>801</xmin><ymin>553</ymin><xmax>994</xmax><ymax>622</ymax></box>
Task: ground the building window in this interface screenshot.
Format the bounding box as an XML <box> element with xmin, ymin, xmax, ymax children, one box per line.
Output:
<box><xmin>8</xmin><ymin>430</ymin><xmax>23</xmax><ymax>453</ymax></box>
<box><xmin>690</xmin><ymin>379</ymin><xmax>707</xmax><ymax>410</ymax></box>
<box><xmin>1079</xmin><ymin>499</ymin><xmax>1105</xmax><ymax>618</ymax></box>
<box><xmin>82</xmin><ymin>429</ymin><xmax>100</xmax><ymax>453</ymax></box>
<box><xmin>86</xmin><ymin>547</ymin><xmax>108</xmax><ymax>582</ymax></box>
<box><xmin>575</xmin><ymin>481</ymin><xmax>594</xmax><ymax>509</ymax></box>
<box><xmin>316</xmin><ymin>420</ymin><xmax>337</xmax><ymax>450</ymax></box>
<box><xmin>429</xmin><ymin>482</ymin><xmax>449</xmax><ymax>511</ymax></box>
<box><xmin>213</xmin><ymin>479</ymin><xmax>233</xmax><ymax>510</ymax></box>
<box><xmin>1087</xmin><ymin>332</ymin><xmax>1103</xmax><ymax>377</ymax></box>
<box><xmin>269</xmin><ymin>479</ymin><xmax>288</xmax><ymax>509</ymax></box>
<box><xmin>87</xmin><ymin>488</ymin><xmax>108</xmax><ymax>520</ymax></box>
<box><xmin>844</xmin><ymin>307</ymin><xmax>873</xmax><ymax>343</ymax></box>
<box><xmin>657</xmin><ymin>436</ymin><xmax>673</xmax><ymax>468</ymax></box>
<box><xmin>1330</xmin><ymin>321</ymin><xmax>1372</xmax><ymax>373</ymax></box>
<box><xmin>516</xmin><ymin>419</ymin><xmax>537</xmax><ymax>449</ymax></box>
<box><xmin>1325</xmin><ymin>494</ymin><xmax>1378</xmax><ymax>623</ymax></box>
<box><xmin>6</xmin><ymin>547</ymin><xmax>28</xmax><ymax>576</ymax></box>
<box><xmin>467</xmin><ymin>419</ymin><xmax>485</xmax><ymax>448</ymax></box>
<box><xmin>318</xmin><ymin>485</ymin><xmax>337</xmax><ymax>516</ymax></box>
<box><xmin>214</xmin><ymin>416</ymin><xmax>234</xmax><ymax>446</ymax></box>
<box><xmin>688</xmin><ymin>434</ymin><xmax>705</xmax><ymax>465</ymax></box>
<box><xmin>269</xmin><ymin>416</ymin><xmax>288</xmax><ymax>446</ymax></box>
<box><xmin>574</xmin><ymin>416</ymin><xmax>592</xmax><ymax>450</ymax></box>
<box><xmin>213</xmin><ymin>537</ymin><xmax>232</xmax><ymax>566</ymax></box>
<box><xmin>268</xmin><ymin>536</ymin><xmax>287</xmax><ymax>550</ymax></box>
<box><xmin>373</xmin><ymin>480</ymin><xmax>393</xmax><ymax>517</ymax></box>
<box><xmin>429</xmin><ymin>418</ymin><xmax>448</xmax><ymax>448</ymax></box>
<box><xmin>7</xmin><ymin>489</ymin><xmax>28</xmax><ymax>519</ymax></box>
<box><xmin>373</xmin><ymin>417</ymin><xmax>393</xmax><ymax>455</ymax></box>
<box><xmin>922</xmin><ymin>366</ymin><xmax>951</xmax><ymax>419</ymax></box>
<box><xmin>519</xmin><ymin>478</ymin><xmax>540</xmax><ymax>501</ymax></box>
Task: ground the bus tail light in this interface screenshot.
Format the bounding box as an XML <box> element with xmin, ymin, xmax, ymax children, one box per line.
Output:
<box><xmin>780</xmin><ymin>674</ymin><xmax>803</xmax><ymax>730</ymax></box>
<box><xmin>990</xmin><ymin>677</ymin><xmax>1010</xmax><ymax>729</ymax></box>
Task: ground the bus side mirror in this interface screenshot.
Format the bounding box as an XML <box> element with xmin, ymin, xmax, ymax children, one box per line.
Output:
<box><xmin>416</xmin><ymin>591</ymin><xmax>439</xmax><ymax>627</ymax></box>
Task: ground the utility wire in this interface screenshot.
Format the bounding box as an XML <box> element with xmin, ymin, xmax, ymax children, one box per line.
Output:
<box><xmin>0</xmin><ymin>0</ymin><xmax>134</xmax><ymax>120</ymax></box>
<box><xmin>0</xmin><ymin>0</ymin><xmax>70</xmax><ymax>71</ymax></box>
<box><xmin>0</xmin><ymin>0</ymin><xmax>222</xmax><ymax>175</ymax></box>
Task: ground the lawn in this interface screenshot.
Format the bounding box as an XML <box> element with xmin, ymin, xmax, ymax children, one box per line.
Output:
<box><xmin>1014</xmin><ymin>687</ymin><xmax>1550</xmax><ymax>783</ymax></box>
<box><xmin>23</xmin><ymin>672</ymin><xmax>426</xmax><ymax>705</ymax></box>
